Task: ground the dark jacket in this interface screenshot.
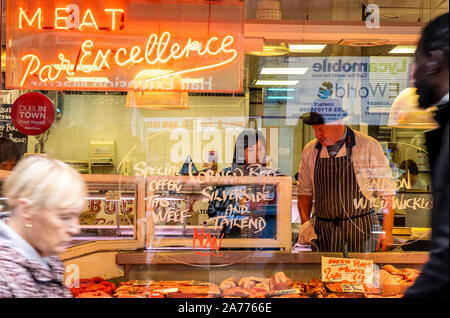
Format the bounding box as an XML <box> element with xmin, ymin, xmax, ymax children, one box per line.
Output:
<box><xmin>404</xmin><ymin>102</ymin><xmax>449</xmax><ymax>298</ymax></box>
<box><xmin>207</xmin><ymin>165</ymin><xmax>281</xmax><ymax>239</ymax></box>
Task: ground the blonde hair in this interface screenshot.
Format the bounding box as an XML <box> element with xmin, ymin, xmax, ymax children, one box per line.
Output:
<box><xmin>2</xmin><ymin>156</ymin><xmax>87</xmax><ymax>213</ymax></box>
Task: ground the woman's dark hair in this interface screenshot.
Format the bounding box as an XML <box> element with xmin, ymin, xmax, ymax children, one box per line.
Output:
<box><xmin>400</xmin><ymin>159</ymin><xmax>419</xmax><ymax>176</ymax></box>
<box><xmin>248</xmin><ymin>118</ymin><xmax>258</xmax><ymax>129</ymax></box>
<box><xmin>418</xmin><ymin>13</ymin><xmax>449</xmax><ymax>57</ymax></box>
<box><xmin>232</xmin><ymin>129</ymin><xmax>267</xmax><ymax>167</ymax></box>
<box><xmin>0</xmin><ymin>137</ymin><xmax>19</xmax><ymax>163</ymax></box>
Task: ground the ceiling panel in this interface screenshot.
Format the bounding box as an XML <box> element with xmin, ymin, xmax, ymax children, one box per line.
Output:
<box><xmin>245</xmin><ymin>0</ymin><xmax>448</xmax><ymax>22</ymax></box>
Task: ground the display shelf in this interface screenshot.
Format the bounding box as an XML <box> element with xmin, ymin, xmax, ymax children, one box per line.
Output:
<box><xmin>117</xmin><ymin>251</ymin><xmax>429</xmax><ymax>266</ymax></box>
<box><xmin>116</xmin><ymin>251</ymin><xmax>429</xmax><ymax>282</ymax></box>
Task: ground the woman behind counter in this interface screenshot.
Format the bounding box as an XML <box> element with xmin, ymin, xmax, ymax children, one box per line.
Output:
<box><xmin>208</xmin><ymin>129</ymin><xmax>281</xmax><ymax>240</ymax></box>
<box><xmin>0</xmin><ymin>156</ymin><xmax>87</xmax><ymax>298</ymax></box>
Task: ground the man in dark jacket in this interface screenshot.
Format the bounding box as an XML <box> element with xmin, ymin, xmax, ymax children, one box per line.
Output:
<box><xmin>404</xmin><ymin>13</ymin><xmax>449</xmax><ymax>298</ymax></box>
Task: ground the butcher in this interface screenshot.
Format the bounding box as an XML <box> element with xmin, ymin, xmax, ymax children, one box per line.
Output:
<box><xmin>297</xmin><ymin>108</ymin><xmax>396</xmax><ymax>252</ymax></box>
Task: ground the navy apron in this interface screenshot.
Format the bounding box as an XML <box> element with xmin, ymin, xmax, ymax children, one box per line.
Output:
<box><xmin>313</xmin><ymin>128</ymin><xmax>379</xmax><ymax>252</ymax></box>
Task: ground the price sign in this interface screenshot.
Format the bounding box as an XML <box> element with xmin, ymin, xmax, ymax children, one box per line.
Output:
<box><xmin>341</xmin><ymin>283</ymin><xmax>365</xmax><ymax>293</ymax></box>
<box><xmin>321</xmin><ymin>256</ymin><xmax>374</xmax><ymax>284</ymax></box>
<box><xmin>133</xmin><ymin>280</ymin><xmax>153</xmax><ymax>286</ymax></box>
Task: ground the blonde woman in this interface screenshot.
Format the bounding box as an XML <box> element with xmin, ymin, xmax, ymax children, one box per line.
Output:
<box><xmin>0</xmin><ymin>156</ymin><xmax>87</xmax><ymax>298</ymax></box>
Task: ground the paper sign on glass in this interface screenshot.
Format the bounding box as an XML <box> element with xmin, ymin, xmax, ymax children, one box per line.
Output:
<box><xmin>321</xmin><ymin>256</ymin><xmax>374</xmax><ymax>284</ymax></box>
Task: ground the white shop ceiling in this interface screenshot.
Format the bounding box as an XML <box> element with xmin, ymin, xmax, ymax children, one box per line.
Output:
<box><xmin>1</xmin><ymin>0</ymin><xmax>448</xmax><ymax>69</ymax></box>
<box><xmin>1</xmin><ymin>0</ymin><xmax>448</xmax><ymax>44</ymax></box>
<box><xmin>245</xmin><ymin>0</ymin><xmax>448</xmax><ymax>22</ymax></box>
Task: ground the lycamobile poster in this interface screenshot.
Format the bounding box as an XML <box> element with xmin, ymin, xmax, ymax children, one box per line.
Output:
<box><xmin>261</xmin><ymin>56</ymin><xmax>414</xmax><ymax>126</ymax></box>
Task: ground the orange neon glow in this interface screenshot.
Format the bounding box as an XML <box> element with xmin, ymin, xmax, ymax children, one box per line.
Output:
<box><xmin>20</xmin><ymin>53</ymin><xmax>73</xmax><ymax>86</ymax></box>
<box><xmin>19</xmin><ymin>32</ymin><xmax>238</xmax><ymax>87</ymax></box>
<box><xmin>142</xmin><ymin>52</ymin><xmax>236</xmax><ymax>83</ymax></box>
<box><xmin>66</xmin><ymin>76</ymin><xmax>111</xmax><ymax>83</ymax></box>
<box><xmin>115</xmin><ymin>46</ymin><xmax>144</xmax><ymax>67</ymax></box>
<box><xmin>79</xmin><ymin>40</ymin><xmax>112</xmax><ymax>73</ymax></box>
<box><xmin>140</xmin><ymin>34</ymin><xmax>238</xmax><ymax>82</ymax></box>
<box><xmin>117</xmin><ymin>32</ymin><xmax>237</xmax><ymax>70</ymax></box>
<box><xmin>20</xmin><ymin>55</ymin><xmax>40</xmax><ymax>86</ymax></box>
<box><xmin>54</xmin><ymin>8</ymin><xmax>69</xmax><ymax>30</ymax></box>
<box><xmin>104</xmin><ymin>9</ymin><xmax>124</xmax><ymax>30</ymax></box>
<box><xmin>79</xmin><ymin>9</ymin><xmax>99</xmax><ymax>30</ymax></box>
<box><xmin>19</xmin><ymin>7</ymin><xmax>42</xmax><ymax>29</ymax></box>
<box><xmin>19</xmin><ymin>7</ymin><xmax>125</xmax><ymax>31</ymax></box>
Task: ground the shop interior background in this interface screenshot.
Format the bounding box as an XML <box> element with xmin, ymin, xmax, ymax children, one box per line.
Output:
<box><xmin>1</xmin><ymin>0</ymin><xmax>448</xmax><ymax>249</ymax></box>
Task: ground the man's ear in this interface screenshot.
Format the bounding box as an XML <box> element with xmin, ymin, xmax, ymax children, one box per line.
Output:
<box><xmin>15</xmin><ymin>198</ymin><xmax>33</xmax><ymax>224</ymax></box>
<box><xmin>427</xmin><ymin>50</ymin><xmax>446</xmax><ymax>74</ymax></box>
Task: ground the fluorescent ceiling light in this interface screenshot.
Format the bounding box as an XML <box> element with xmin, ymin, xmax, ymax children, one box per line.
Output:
<box><xmin>267</xmin><ymin>88</ymin><xmax>296</xmax><ymax>92</ymax></box>
<box><xmin>248</xmin><ymin>44</ymin><xmax>289</xmax><ymax>57</ymax></box>
<box><xmin>289</xmin><ymin>44</ymin><xmax>327</xmax><ymax>53</ymax></box>
<box><xmin>66</xmin><ymin>77</ymin><xmax>111</xmax><ymax>83</ymax></box>
<box><xmin>260</xmin><ymin>67</ymin><xmax>308</xmax><ymax>75</ymax></box>
<box><xmin>255</xmin><ymin>80</ymin><xmax>299</xmax><ymax>86</ymax></box>
<box><xmin>266</xmin><ymin>96</ymin><xmax>295</xmax><ymax>100</ymax></box>
<box><xmin>389</xmin><ymin>45</ymin><xmax>416</xmax><ymax>54</ymax></box>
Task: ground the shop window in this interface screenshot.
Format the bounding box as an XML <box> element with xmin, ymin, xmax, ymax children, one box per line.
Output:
<box><xmin>0</xmin><ymin>1</ymin><xmax>438</xmax><ymax>255</ymax></box>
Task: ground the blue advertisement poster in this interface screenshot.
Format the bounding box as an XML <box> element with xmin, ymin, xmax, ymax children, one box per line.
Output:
<box><xmin>261</xmin><ymin>56</ymin><xmax>414</xmax><ymax>126</ymax></box>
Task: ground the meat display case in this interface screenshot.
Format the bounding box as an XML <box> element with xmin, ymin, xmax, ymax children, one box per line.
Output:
<box><xmin>0</xmin><ymin>171</ymin><xmax>431</xmax><ymax>298</ymax></box>
<box><xmin>116</xmin><ymin>250</ymin><xmax>428</xmax><ymax>283</ymax></box>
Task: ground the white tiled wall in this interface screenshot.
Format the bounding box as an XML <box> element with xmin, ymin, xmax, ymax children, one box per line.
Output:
<box><xmin>30</xmin><ymin>94</ymin><xmax>249</xmax><ymax>175</ymax></box>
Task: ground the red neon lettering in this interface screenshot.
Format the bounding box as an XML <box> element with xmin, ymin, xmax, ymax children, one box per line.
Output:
<box><xmin>79</xmin><ymin>40</ymin><xmax>94</xmax><ymax>72</ymax></box>
<box><xmin>95</xmin><ymin>48</ymin><xmax>112</xmax><ymax>70</ymax></box>
<box><xmin>54</xmin><ymin>8</ymin><xmax>69</xmax><ymax>30</ymax></box>
<box><xmin>18</xmin><ymin>32</ymin><xmax>237</xmax><ymax>87</ymax></box>
<box><xmin>138</xmin><ymin>33</ymin><xmax>237</xmax><ymax>83</ymax></box>
<box><xmin>21</xmin><ymin>7</ymin><xmax>125</xmax><ymax>31</ymax></box>
<box><xmin>144</xmin><ymin>34</ymin><xmax>159</xmax><ymax>65</ymax></box>
<box><xmin>79</xmin><ymin>40</ymin><xmax>112</xmax><ymax>73</ymax></box>
<box><xmin>79</xmin><ymin>9</ymin><xmax>98</xmax><ymax>30</ymax></box>
<box><xmin>104</xmin><ymin>8</ymin><xmax>124</xmax><ymax>30</ymax></box>
<box><xmin>115</xmin><ymin>46</ymin><xmax>143</xmax><ymax>67</ymax></box>
<box><xmin>20</xmin><ymin>55</ymin><xmax>40</xmax><ymax>87</ymax></box>
<box><xmin>20</xmin><ymin>53</ymin><xmax>73</xmax><ymax>86</ymax></box>
<box><xmin>19</xmin><ymin>7</ymin><xmax>42</xmax><ymax>29</ymax></box>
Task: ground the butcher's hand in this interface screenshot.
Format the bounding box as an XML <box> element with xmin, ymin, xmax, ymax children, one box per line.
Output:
<box><xmin>376</xmin><ymin>232</ymin><xmax>393</xmax><ymax>252</ymax></box>
<box><xmin>298</xmin><ymin>220</ymin><xmax>317</xmax><ymax>245</ymax></box>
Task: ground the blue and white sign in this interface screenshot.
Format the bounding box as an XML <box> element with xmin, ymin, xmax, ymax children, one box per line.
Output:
<box><xmin>261</xmin><ymin>56</ymin><xmax>414</xmax><ymax>126</ymax></box>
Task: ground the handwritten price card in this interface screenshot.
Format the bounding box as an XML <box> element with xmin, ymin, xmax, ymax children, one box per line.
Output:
<box><xmin>321</xmin><ymin>257</ymin><xmax>374</xmax><ymax>284</ymax></box>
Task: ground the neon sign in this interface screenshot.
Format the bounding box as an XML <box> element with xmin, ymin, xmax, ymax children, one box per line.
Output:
<box><xmin>6</xmin><ymin>0</ymin><xmax>244</xmax><ymax>93</ymax></box>
<box><xmin>19</xmin><ymin>7</ymin><xmax>125</xmax><ymax>31</ymax></box>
